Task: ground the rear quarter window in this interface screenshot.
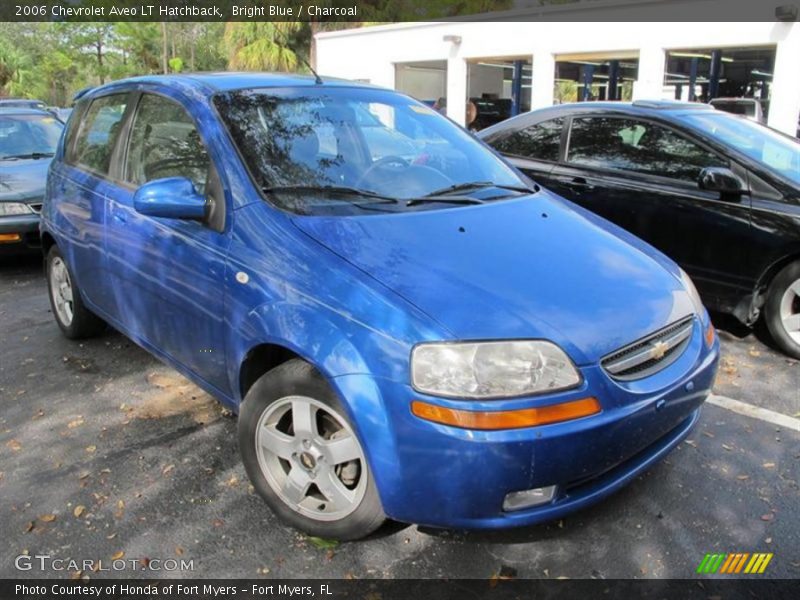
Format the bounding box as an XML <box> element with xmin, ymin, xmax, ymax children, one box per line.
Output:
<box><xmin>488</xmin><ymin>118</ymin><xmax>564</xmax><ymax>162</ymax></box>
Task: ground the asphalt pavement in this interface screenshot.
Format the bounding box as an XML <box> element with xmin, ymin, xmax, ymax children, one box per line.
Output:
<box><xmin>1</xmin><ymin>255</ymin><xmax>798</xmax><ymax>580</ymax></box>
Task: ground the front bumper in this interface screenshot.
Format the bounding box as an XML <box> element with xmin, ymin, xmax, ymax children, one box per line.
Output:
<box><xmin>334</xmin><ymin>317</ymin><xmax>720</xmax><ymax>529</ymax></box>
<box><xmin>0</xmin><ymin>214</ymin><xmax>41</xmax><ymax>255</ymax></box>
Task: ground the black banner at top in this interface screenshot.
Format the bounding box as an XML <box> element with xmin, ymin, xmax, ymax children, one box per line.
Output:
<box><xmin>0</xmin><ymin>0</ymin><xmax>795</xmax><ymax>22</ymax></box>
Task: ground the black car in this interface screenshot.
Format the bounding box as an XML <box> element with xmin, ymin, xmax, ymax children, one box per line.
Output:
<box><xmin>480</xmin><ymin>100</ymin><xmax>800</xmax><ymax>359</ymax></box>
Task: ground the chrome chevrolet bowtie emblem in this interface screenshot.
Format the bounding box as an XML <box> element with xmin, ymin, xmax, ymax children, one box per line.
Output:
<box><xmin>650</xmin><ymin>340</ymin><xmax>670</xmax><ymax>360</ymax></box>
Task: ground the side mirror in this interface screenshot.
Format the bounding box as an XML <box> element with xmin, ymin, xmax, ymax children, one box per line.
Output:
<box><xmin>698</xmin><ymin>167</ymin><xmax>745</xmax><ymax>195</ymax></box>
<box><xmin>133</xmin><ymin>177</ymin><xmax>206</xmax><ymax>220</ymax></box>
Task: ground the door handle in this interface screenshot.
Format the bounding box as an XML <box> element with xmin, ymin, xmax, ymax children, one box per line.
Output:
<box><xmin>112</xmin><ymin>211</ymin><xmax>127</xmax><ymax>224</ymax></box>
<box><xmin>572</xmin><ymin>177</ymin><xmax>595</xmax><ymax>191</ymax></box>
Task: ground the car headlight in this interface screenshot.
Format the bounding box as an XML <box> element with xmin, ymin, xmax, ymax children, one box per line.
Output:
<box><xmin>0</xmin><ymin>202</ymin><xmax>34</xmax><ymax>216</ymax></box>
<box><xmin>411</xmin><ymin>340</ymin><xmax>581</xmax><ymax>399</ymax></box>
<box><xmin>679</xmin><ymin>268</ymin><xmax>705</xmax><ymax>316</ymax></box>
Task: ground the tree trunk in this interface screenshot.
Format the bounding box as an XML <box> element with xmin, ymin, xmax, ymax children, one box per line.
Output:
<box><xmin>96</xmin><ymin>41</ymin><xmax>104</xmax><ymax>84</ymax></box>
<box><xmin>161</xmin><ymin>23</ymin><xmax>168</xmax><ymax>74</ymax></box>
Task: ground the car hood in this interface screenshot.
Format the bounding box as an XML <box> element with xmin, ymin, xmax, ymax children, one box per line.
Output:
<box><xmin>0</xmin><ymin>158</ymin><xmax>51</xmax><ymax>201</ymax></box>
<box><xmin>292</xmin><ymin>193</ymin><xmax>694</xmax><ymax>365</ymax></box>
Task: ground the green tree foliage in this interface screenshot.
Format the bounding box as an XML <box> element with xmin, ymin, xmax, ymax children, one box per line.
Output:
<box><xmin>223</xmin><ymin>22</ymin><xmax>303</xmax><ymax>72</ymax></box>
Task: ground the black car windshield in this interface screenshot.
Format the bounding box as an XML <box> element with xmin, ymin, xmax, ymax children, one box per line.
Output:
<box><xmin>677</xmin><ymin>111</ymin><xmax>800</xmax><ymax>185</ymax></box>
<box><xmin>214</xmin><ymin>86</ymin><xmax>528</xmax><ymax>215</ymax></box>
<box><xmin>0</xmin><ymin>113</ymin><xmax>63</xmax><ymax>160</ymax></box>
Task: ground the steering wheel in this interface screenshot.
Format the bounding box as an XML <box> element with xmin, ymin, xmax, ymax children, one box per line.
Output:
<box><xmin>355</xmin><ymin>155</ymin><xmax>409</xmax><ymax>188</ymax></box>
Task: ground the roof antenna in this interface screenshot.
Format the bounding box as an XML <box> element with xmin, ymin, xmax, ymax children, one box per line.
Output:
<box><xmin>301</xmin><ymin>54</ymin><xmax>324</xmax><ymax>85</ymax></box>
<box><xmin>275</xmin><ymin>26</ymin><xmax>323</xmax><ymax>84</ymax></box>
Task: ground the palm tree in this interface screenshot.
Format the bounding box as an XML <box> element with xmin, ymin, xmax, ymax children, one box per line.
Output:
<box><xmin>224</xmin><ymin>23</ymin><xmax>302</xmax><ymax>72</ymax></box>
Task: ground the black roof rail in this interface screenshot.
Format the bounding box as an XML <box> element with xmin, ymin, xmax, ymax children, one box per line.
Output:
<box><xmin>632</xmin><ymin>100</ymin><xmax>713</xmax><ymax>110</ymax></box>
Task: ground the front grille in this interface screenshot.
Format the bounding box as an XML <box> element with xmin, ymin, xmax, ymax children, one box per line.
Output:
<box><xmin>602</xmin><ymin>316</ymin><xmax>694</xmax><ymax>381</ymax></box>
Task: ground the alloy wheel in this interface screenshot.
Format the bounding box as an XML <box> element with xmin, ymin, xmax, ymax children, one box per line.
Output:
<box><xmin>779</xmin><ymin>276</ymin><xmax>800</xmax><ymax>345</ymax></box>
<box><xmin>50</xmin><ymin>257</ymin><xmax>74</xmax><ymax>327</ymax></box>
<box><xmin>254</xmin><ymin>395</ymin><xmax>367</xmax><ymax>521</ymax></box>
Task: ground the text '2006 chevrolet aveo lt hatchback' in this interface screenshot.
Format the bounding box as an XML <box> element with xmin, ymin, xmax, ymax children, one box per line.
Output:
<box><xmin>42</xmin><ymin>74</ymin><xmax>720</xmax><ymax>540</ymax></box>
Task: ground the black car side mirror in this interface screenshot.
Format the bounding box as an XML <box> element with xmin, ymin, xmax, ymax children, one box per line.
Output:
<box><xmin>698</xmin><ymin>167</ymin><xmax>745</xmax><ymax>195</ymax></box>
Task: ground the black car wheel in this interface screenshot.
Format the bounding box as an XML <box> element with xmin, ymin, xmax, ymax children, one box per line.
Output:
<box><xmin>764</xmin><ymin>260</ymin><xmax>800</xmax><ymax>359</ymax></box>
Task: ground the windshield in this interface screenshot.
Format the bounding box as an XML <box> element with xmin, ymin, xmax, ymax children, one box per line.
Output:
<box><xmin>677</xmin><ymin>112</ymin><xmax>800</xmax><ymax>185</ymax></box>
<box><xmin>0</xmin><ymin>114</ymin><xmax>63</xmax><ymax>160</ymax></box>
<box><xmin>213</xmin><ymin>86</ymin><xmax>527</xmax><ymax>215</ymax></box>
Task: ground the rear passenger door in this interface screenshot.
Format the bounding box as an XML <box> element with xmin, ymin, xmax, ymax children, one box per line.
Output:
<box><xmin>105</xmin><ymin>92</ymin><xmax>230</xmax><ymax>393</ymax></box>
<box><xmin>51</xmin><ymin>93</ymin><xmax>130</xmax><ymax>316</ymax></box>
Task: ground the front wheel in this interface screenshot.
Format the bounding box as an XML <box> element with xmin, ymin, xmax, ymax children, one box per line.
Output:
<box><xmin>764</xmin><ymin>260</ymin><xmax>800</xmax><ymax>359</ymax></box>
<box><xmin>238</xmin><ymin>359</ymin><xmax>385</xmax><ymax>540</ymax></box>
<box><xmin>46</xmin><ymin>246</ymin><xmax>105</xmax><ymax>339</ymax></box>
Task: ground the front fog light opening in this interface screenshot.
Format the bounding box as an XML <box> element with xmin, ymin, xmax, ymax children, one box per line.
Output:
<box><xmin>503</xmin><ymin>485</ymin><xmax>557</xmax><ymax>511</ymax></box>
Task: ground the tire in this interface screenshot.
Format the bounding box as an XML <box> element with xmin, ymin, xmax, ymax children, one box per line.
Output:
<box><xmin>46</xmin><ymin>245</ymin><xmax>105</xmax><ymax>340</ymax></box>
<box><xmin>238</xmin><ymin>359</ymin><xmax>385</xmax><ymax>540</ymax></box>
<box><xmin>764</xmin><ymin>260</ymin><xmax>800</xmax><ymax>360</ymax></box>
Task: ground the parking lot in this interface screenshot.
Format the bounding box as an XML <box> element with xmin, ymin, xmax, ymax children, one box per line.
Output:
<box><xmin>1</xmin><ymin>255</ymin><xmax>798</xmax><ymax>580</ymax></box>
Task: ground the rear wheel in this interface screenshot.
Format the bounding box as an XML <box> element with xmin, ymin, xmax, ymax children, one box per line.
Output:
<box><xmin>238</xmin><ymin>359</ymin><xmax>385</xmax><ymax>540</ymax></box>
<box><xmin>764</xmin><ymin>260</ymin><xmax>800</xmax><ymax>359</ymax></box>
<box><xmin>46</xmin><ymin>246</ymin><xmax>105</xmax><ymax>339</ymax></box>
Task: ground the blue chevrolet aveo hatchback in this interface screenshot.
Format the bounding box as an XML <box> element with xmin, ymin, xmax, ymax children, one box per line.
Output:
<box><xmin>42</xmin><ymin>73</ymin><xmax>720</xmax><ymax>539</ymax></box>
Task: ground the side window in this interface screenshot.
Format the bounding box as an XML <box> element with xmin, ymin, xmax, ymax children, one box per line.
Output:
<box><xmin>125</xmin><ymin>94</ymin><xmax>210</xmax><ymax>194</ymax></box>
<box><xmin>567</xmin><ymin>117</ymin><xmax>725</xmax><ymax>182</ymax></box>
<box><xmin>490</xmin><ymin>118</ymin><xmax>564</xmax><ymax>162</ymax></box>
<box><xmin>71</xmin><ymin>95</ymin><xmax>128</xmax><ymax>175</ymax></box>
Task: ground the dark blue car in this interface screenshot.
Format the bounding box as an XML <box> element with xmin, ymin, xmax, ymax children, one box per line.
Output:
<box><xmin>0</xmin><ymin>108</ymin><xmax>64</xmax><ymax>254</ymax></box>
<box><xmin>41</xmin><ymin>74</ymin><xmax>720</xmax><ymax>539</ymax></box>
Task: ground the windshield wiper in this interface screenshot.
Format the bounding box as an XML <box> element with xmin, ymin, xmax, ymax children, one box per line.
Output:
<box><xmin>262</xmin><ymin>184</ymin><xmax>399</xmax><ymax>204</ymax></box>
<box><xmin>423</xmin><ymin>181</ymin><xmax>536</xmax><ymax>198</ymax></box>
<box><xmin>1</xmin><ymin>152</ymin><xmax>55</xmax><ymax>161</ymax></box>
<box><xmin>406</xmin><ymin>196</ymin><xmax>484</xmax><ymax>207</ymax></box>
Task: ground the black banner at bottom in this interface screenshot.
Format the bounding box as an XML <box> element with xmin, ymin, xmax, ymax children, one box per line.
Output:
<box><xmin>2</xmin><ymin>579</ymin><xmax>797</xmax><ymax>600</ymax></box>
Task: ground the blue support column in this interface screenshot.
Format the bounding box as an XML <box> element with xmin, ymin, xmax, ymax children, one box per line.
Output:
<box><xmin>688</xmin><ymin>56</ymin><xmax>698</xmax><ymax>101</ymax></box>
<box><xmin>708</xmin><ymin>50</ymin><xmax>722</xmax><ymax>100</ymax></box>
<box><xmin>581</xmin><ymin>64</ymin><xmax>595</xmax><ymax>101</ymax></box>
<box><xmin>607</xmin><ymin>60</ymin><xmax>619</xmax><ymax>101</ymax></box>
<box><xmin>511</xmin><ymin>60</ymin><xmax>523</xmax><ymax>116</ymax></box>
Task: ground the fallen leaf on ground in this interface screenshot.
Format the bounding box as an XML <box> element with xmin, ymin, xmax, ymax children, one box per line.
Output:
<box><xmin>24</xmin><ymin>521</ymin><xmax>35</xmax><ymax>533</ymax></box>
<box><xmin>308</xmin><ymin>536</ymin><xmax>339</xmax><ymax>550</ymax></box>
<box><xmin>162</xmin><ymin>464</ymin><xmax>175</xmax><ymax>476</ymax></box>
<box><xmin>85</xmin><ymin>445</ymin><xmax>96</xmax><ymax>453</ymax></box>
<box><xmin>737</xmin><ymin>475</ymin><xmax>749</xmax><ymax>480</ymax></box>
<box><xmin>6</xmin><ymin>439</ymin><xmax>22</xmax><ymax>451</ymax></box>
<box><xmin>39</xmin><ymin>514</ymin><xmax>56</xmax><ymax>522</ymax></box>
<box><xmin>722</xmin><ymin>444</ymin><xmax>734</xmax><ymax>451</ymax></box>
<box><xmin>73</xmin><ymin>505</ymin><xmax>86</xmax><ymax>518</ymax></box>
<box><xmin>761</xmin><ymin>513</ymin><xmax>775</xmax><ymax>522</ymax></box>
<box><xmin>763</xmin><ymin>462</ymin><xmax>776</xmax><ymax>469</ymax></box>
<box><xmin>111</xmin><ymin>551</ymin><xmax>124</xmax><ymax>560</ymax></box>
<box><xmin>68</xmin><ymin>417</ymin><xmax>85</xmax><ymax>429</ymax></box>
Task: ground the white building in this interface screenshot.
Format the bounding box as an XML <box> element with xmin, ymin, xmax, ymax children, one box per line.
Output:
<box><xmin>315</xmin><ymin>0</ymin><xmax>800</xmax><ymax>135</ymax></box>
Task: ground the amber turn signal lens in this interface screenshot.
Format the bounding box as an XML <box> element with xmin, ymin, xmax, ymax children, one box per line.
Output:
<box><xmin>411</xmin><ymin>397</ymin><xmax>601</xmax><ymax>430</ymax></box>
<box><xmin>0</xmin><ymin>233</ymin><xmax>22</xmax><ymax>243</ymax></box>
<box><xmin>705</xmin><ymin>323</ymin><xmax>716</xmax><ymax>347</ymax></box>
